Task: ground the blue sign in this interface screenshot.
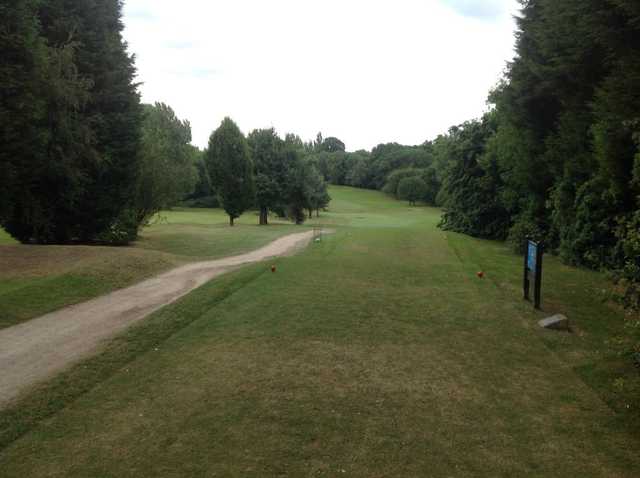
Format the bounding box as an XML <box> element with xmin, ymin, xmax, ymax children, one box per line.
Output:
<box><xmin>527</xmin><ymin>241</ymin><xmax>538</xmax><ymax>272</ymax></box>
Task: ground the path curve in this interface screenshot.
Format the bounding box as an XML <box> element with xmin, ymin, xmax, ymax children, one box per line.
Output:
<box><xmin>0</xmin><ymin>230</ymin><xmax>315</xmax><ymax>406</ymax></box>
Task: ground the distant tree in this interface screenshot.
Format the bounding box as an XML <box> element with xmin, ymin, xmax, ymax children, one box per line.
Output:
<box><xmin>345</xmin><ymin>151</ymin><xmax>373</xmax><ymax>188</ymax></box>
<box><xmin>180</xmin><ymin>147</ymin><xmax>221</xmax><ymax>208</ymax></box>
<box><xmin>320</xmin><ymin>137</ymin><xmax>346</xmax><ymax>153</ymax></box>
<box><xmin>284</xmin><ymin>148</ymin><xmax>312</xmax><ymax>224</ymax></box>
<box><xmin>421</xmin><ymin>167</ymin><xmax>440</xmax><ymax>205</ymax></box>
<box><xmin>305</xmin><ymin>166</ymin><xmax>331</xmax><ymax>218</ymax></box>
<box><xmin>135</xmin><ymin>103</ymin><xmax>197</xmax><ymax>224</ymax></box>
<box><xmin>284</xmin><ymin>133</ymin><xmax>306</xmax><ymax>153</ymax></box>
<box><xmin>312</xmin><ymin>132</ymin><xmax>346</xmax><ymax>154</ymax></box>
<box><xmin>206</xmin><ymin>118</ymin><xmax>254</xmax><ymax>226</ymax></box>
<box><xmin>368</xmin><ymin>143</ymin><xmax>433</xmax><ymax>189</ymax></box>
<box><xmin>313</xmin><ymin>132</ymin><xmax>324</xmax><ymax>152</ymax></box>
<box><xmin>397</xmin><ymin>177</ymin><xmax>427</xmax><ymax>206</ymax></box>
<box><xmin>383</xmin><ymin>168</ymin><xmax>425</xmax><ymax>197</ymax></box>
<box><xmin>248</xmin><ymin>128</ymin><xmax>287</xmax><ymax>225</ymax></box>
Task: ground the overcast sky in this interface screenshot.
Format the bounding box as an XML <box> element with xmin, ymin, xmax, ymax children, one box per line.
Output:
<box><xmin>122</xmin><ymin>0</ymin><xmax>519</xmax><ymax>152</ymax></box>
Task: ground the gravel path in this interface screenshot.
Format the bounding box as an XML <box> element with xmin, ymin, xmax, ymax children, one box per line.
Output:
<box><xmin>0</xmin><ymin>230</ymin><xmax>315</xmax><ymax>407</ymax></box>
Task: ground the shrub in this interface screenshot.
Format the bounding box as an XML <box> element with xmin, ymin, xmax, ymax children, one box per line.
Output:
<box><xmin>397</xmin><ymin>177</ymin><xmax>427</xmax><ymax>206</ymax></box>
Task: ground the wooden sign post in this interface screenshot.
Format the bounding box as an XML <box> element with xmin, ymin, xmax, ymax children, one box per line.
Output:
<box><xmin>523</xmin><ymin>239</ymin><xmax>544</xmax><ymax>309</ymax></box>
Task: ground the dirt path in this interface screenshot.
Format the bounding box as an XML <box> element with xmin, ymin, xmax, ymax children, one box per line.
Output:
<box><xmin>0</xmin><ymin>231</ymin><xmax>315</xmax><ymax>407</ymax></box>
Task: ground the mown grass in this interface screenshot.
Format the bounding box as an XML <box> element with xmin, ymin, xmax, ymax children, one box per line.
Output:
<box><xmin>0</xmin><ymin>210</ymin><xmax>301</xmax><ymax>329</ymax></box>
<box><xmin>0</xmin><ymin>246</ymin><xmax>180</xmax><ymax>329</ymax></box>
<box><xmin>136</xmin><ymin>208</ymin><xmax>300</xmax><ymax>258</ymax></box>
<box><xmin>1</xmin><ymin>186</ymin><xmax>639</xmax><ymax>476</ymax></box>
<box><xmin>0</xmin><ymin>228</ymin><xmax>17</xmax><ymax>245</ymax></box>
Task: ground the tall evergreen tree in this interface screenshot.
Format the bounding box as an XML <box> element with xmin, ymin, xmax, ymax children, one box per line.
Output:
<box><xmin>248</xmin><ymin>128</ymin><xmax>287</xmax><ymax>225</ymax></box>
<box><xmin>1</xmin><ymin>0</ymin><xmax>97</xmax><ymax>243</ymax></box>
<box><xmin>0</xmin><ymin>0</ymin><xmax>49</xmax><ymax>232</ymax></box>
<box><xmin>42</xmin><ymin>0</ymin><xmax>143</xmax><ymax>242</ymax></box>
<box><xmin>2</xmin><ymin>0</ymin><xmax>143</xmax><ymax>243</ymax></box>
<box><xmin>206</xmin><ymin>118</ymin><xmax>254</xmax><ymax>226</ymax></box>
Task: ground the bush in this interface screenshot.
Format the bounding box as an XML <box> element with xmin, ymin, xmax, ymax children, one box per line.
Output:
<box><xmin>507</xmin><ymin>215</ymin><xmax>544</xmax><ymax>255</ymax></box>
<box><xmin>397</xmin><ymin>177</ymin><xmax>427</xmax><ymax>206</ymax></box>
<box><xmin>616</xmin><ymin>211</ymin><xmax>640</xmax><ymax>310</ymax></box>
<box><xmin>383</xmin><ymin>168</ymin><xmax>424</xmax><ymax>197</ymax></box>
<box><xmin>94</xmin><ymin>210</ymin><xmax>139</xmax><ymax>246</ymax></box>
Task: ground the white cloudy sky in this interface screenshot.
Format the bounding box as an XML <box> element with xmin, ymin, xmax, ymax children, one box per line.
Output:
<box><xmin>122</xmin><ymin>0</ymin><xmax>519</xmax><ymax>151</ymax></box>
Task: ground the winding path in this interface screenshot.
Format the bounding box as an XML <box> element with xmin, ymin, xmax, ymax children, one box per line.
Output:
<box><xmin>0</xmin><ymin>231</ymin><xmax>315</xmax><ymax>406</ymax></box>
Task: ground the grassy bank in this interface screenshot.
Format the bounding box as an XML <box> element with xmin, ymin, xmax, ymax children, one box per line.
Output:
<box><xmin>0</xmin><ymin>210</ymin><xmax>300</xmax><ymax>329</ymax></box>
<box><xmin>1</xmin><ymin>187</ymin><xmax>638</xmax><ymax>476</ymax></box>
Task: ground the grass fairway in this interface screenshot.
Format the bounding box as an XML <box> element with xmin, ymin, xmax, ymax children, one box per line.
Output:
<box><xmin>135</xmin><ymin>208</ymin><xmax>299</xmax><ymax>258</ymax></box>
<box><xmin>0</xmin><ymin>211</ymin><xmax>299</xmax><ymax>329</ymax></box>
<box><xmin>1</xmin><ymin>187</ymin><xmax>639</xmax><ymax>476</ymax></box>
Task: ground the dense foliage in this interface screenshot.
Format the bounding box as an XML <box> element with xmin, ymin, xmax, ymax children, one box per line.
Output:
<box><xmin>135</xmin><ymin>103</ymin><xmax>197</xmax><ymax>224</ymax></box>
<box><xmin>432</xmin><ymin>0</ymin><xmax>640</xmax><ymax>316</ymax></box>
<box><xmin>1</xmin><ymin>0</ymin><xmax>141</xmax><ymax>244</ymax></box>
<box><xmin>206</xmin><ymin>118</ymin><xmax>255</xmax><ymax>226</ymax></box>
<box><xmin>248</xmin><ymin>128</ymin><xmax>289</xmax><ymax>225</ymax></box>
<box><xmin>202</xmin><ymin>125</ymin><xmax>330</xmax><ymax>226</ymax></box>
<box><xmin>397</xmin><ymin>177</ymin><xmax>427</xmax><ymax>206</ymax></box>
<box><xmin>436</xmin><ymin>114</ymin><xmax>511</xmax><ymax>239</ymax></box>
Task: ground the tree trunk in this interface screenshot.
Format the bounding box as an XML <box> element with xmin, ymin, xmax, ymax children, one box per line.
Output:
<box><xmin>308</xmin><ymin>209</ymin><xmax>313</xmax><ymax>219</ymax></box>
<box><xmin>316</xmin><ymin>209</ymin><xmax>320</xmax><ymax>218</ymax></box>
<box><xmin>259</xmin><ymin>206</ymin><xmax>268</xmax><ymax>225</ymax></box>
<box><xmin>229</xmin><ymin>215</ymin><xmax>234</xmax><ymax>226</ymax></box>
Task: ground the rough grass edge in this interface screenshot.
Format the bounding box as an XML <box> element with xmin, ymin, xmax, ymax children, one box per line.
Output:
<box><xmin>0</xmin><ymin>263</ymin><xmax>268</xmax><ymax>452</ymax></box>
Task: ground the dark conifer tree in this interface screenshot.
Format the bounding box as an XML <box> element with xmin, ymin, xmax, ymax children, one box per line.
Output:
<box><xmin>248</xmin><ymin>128</ymin><xmax>288</xmax><ymax>225</ymax></box>
<box><xmin>1</xmin><ymin>0</ymin><xmax>142</xmax><ymax>243</ymax></box>
<box><xmin>0</xmin><ymin>0</ymin><xmax>50</xmax><ymax>239</ymax></box>
<box><xmin>206</xmin><ymin>118</ymin><xmax>254</xmax><ymax>226</ymax></box>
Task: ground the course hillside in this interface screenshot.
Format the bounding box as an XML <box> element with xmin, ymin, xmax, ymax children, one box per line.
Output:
<box><xmin>1</xmin><ymin>186</ymin><xmax>638</xmax><ymax>476</ymax></box>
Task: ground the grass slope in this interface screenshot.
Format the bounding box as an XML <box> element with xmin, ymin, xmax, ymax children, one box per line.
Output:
<box><xmin>0</xmin><ymin>210</ymin><xmax>299</xmax><ymax>329</ymax></box>
<box><xmin>1</xmin><ymin>186</ymin><xmax>638</xmax><ymax>476</ymax></box>
<box><xmin>135</xmin><ymin>208</ymin><xmax>299</xmax><ymax>258</ymax></box>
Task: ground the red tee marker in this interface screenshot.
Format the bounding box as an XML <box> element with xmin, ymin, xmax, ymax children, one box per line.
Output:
<box><xmin>271</xmin><ymin>265</ymin><xmax>276</xmax><ymax>273</ymax></box>
<box><xmin>477</xmin><ymin>271</ymin><xmax>484</xmax><ymax>279</ymax></box>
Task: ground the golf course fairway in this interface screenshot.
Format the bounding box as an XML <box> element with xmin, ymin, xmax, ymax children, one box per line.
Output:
<box><xmin>0</xmin><ymin>186</ymin><xmax>638</xmax><ymax>477</ymax></box>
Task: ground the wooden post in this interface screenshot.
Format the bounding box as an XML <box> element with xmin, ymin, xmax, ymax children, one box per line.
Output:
<box><xmin>523</xmin><ymin>237</ymin><xmax>530</xmax><ymax>301</ymax></box>
<box><xmin>534</xmin><ymin>242</ymin><xmax>544</xmax><ymax>309</ymax></box>
<box><xmin>523</xmin><ymin>238</ymin><xmax>544</xmax><ymax>309</ymax></box>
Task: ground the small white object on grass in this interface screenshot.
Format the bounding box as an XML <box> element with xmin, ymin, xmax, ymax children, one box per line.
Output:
<box><xmin>538</xmin><ymin>314</ymin><xmax>570</xmax><ymax>331</ymax></box>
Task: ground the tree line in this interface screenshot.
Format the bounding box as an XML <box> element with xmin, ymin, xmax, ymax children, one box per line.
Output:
<box><xmin>297</xmin><ymin>1</ymin><xmax>639</xmax><ymax>313</ymax></box>
<box><xmin>278</xmin><ymin>1</ymin><xmax>639</xmax><ymax>314</ymax></box>
<box><xmin>2</xmin><ymin>0</ymin><xmax>638</xmax><ymax>313</ymax></box>
<box><xmin>205</xmin><ymin>119</ymin><xmax>330</xmax><ymax>226</ymax></box>
<box><xmin>0</xmin><ymin>0</ymin><xmax>329</xmax><ymax>244</ymax></box>
<box><xmin>437</xmin><ymin>0</ymin><xmax>640</xmax><ymax>313</ymax></box>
